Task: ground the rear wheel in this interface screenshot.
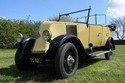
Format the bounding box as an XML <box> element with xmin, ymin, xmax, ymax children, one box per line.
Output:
<box><xmin>55</xmin><ymin>43</ymin><xmax>78</xmax><ymax>78</ymax></box>
<box><xmin>105</xmin><ymin>42</ymin><xmax>113</xmax><ymax>60</ymax></box>
<box><xmin>15</xmin><ymin>45</ymin><xmax>37</xmax><ymax>70</ymax></box>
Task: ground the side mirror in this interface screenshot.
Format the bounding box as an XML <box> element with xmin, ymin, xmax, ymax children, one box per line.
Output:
<box><xmin>107</xmin><ymin>24</ymin><xmax>116</xmax><ymax>31</ymax></box>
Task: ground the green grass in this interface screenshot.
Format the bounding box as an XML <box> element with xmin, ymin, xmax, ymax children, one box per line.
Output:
<box><xmin>0</xmin><ymin>45</ymin><xmax>125</xmax><ymax>83</ymax></box>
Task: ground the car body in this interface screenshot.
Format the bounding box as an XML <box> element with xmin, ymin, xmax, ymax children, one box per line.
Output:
<box><xmin>15</xmin><ymin>7</ymin><xmax>116</xmax><ymax>78</ymax></box>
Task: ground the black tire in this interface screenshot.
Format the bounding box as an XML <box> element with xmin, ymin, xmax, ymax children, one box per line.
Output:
<box><xmin>15</xmin><ymin>45</ymin><xmax>37</xmax><ymax>71</ymax></box>
<box><xmin>105</xmin><ymin>42</ymin><xmax>113</xmax><ymax>60</ymax></box>
<box><xmin>55</xmin><ymin>43</ymin><xmax>78</xmax><ymax>78</ymax></box>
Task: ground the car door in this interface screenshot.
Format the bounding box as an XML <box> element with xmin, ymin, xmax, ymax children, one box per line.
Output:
<box><xmin>89</xmin><ymin>24</ymin><xmax>103</xmax><ymax>47</ymax></box>
<box><xmin>77</xmin><ymin>24</ymin><xmax>89</xmax><ymax>48</ymax></box>
<box><xmin>101</xmin><ymin>26</ymin><xmax>112</xmax><ymax>46</ymax></box>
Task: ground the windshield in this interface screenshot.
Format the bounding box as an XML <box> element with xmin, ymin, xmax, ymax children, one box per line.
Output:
<box><xmin>58</xmin><ymin>7</ymin><xmax>91</xmax><ymax>24</ymax></box>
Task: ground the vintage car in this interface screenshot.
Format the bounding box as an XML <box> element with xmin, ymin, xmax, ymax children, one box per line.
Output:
<box><xmin>15</xmin><ymin>7</ymin><xmax>116</xmax><ymax>78</ymax></box>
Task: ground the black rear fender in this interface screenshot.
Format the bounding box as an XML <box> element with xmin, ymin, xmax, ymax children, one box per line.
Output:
<box><xmin>105</xmin><ymin>37</ymin><xmax>115</xmax><ymax>50</ymax></box>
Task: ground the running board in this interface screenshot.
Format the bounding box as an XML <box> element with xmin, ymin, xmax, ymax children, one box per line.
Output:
<box><xmin>89</xmin><ymin>50</ymin><xmax>111</xmax><ymax>57</ymax></box>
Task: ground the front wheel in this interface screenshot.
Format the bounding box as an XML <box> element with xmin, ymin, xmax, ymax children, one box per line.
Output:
<box><xmin>15</xmin><ymin>45</ymin><xmax>37</xmax><ymax>71</ymax></box>
<box><xmin>55</xmin><ymin>43</ymin><xmax>78</xmax><ymax>78</ymax></box>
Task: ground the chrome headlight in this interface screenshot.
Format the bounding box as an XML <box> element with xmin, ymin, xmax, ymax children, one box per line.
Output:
<box><xmin>16</xmin><ymin>33</ymin><xmax>24</xmax><ymax>43</ymax></box>
<box><xmin>42</xmin><ymin>30</ymin><xmax>52</xmax><ymax>42</ymax></box>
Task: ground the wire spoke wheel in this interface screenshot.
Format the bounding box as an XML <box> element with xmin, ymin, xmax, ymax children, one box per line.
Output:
<box><xmin>55</xmin><ymin>43</ymin><xmax>78</xmax><ymax>78</ymax></box>
<box><xmin>64</xmin><ymin>49</ymin><xmax>76</xmax><ymax>74</ymax></box>
<box><xmin>15</xmin><ymin>45</ymin><xmax>37</xmax><ymax>70</ymax></box>
<box><xmin>105</xmin><ymin>42</ymin><xmax>113</xmax><ymax>60</ymax></box>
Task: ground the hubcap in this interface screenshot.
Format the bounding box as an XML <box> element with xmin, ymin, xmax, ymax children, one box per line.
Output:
<box><xmin>67</xmin><ymin>55</ymin><xmax>75</xmax><ymax>66</ymax></box>
<box><xmin>64</xmin><ymin>49</ymin><xmax>76</xmax><ymax>74</ymax></box>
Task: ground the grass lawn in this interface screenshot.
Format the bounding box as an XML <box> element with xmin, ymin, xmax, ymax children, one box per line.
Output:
<box><xmin>0</xmin><ymin>45</ymin><xmax>125</xmax><ymax>83</ymax></box>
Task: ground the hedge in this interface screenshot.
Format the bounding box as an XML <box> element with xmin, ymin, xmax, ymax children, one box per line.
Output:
<box><xmin>0</xmin><ymin>19</ymin><xmax>40</xmax><ymax>49</ymax></box>
<box><xmin>114</xmin><ymin>40</ymin><xmax>125</xmax><ymax>45</ymax></box>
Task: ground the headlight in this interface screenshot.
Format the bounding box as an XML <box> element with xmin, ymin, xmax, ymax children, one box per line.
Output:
<box><xmin>16</xmin><ymin>33</ymin><xmax>24</xmax><ymax>43</ymax></box>
<box><xmin>42</xmin><ymin>30</ymin><xmax>52</xmax><ymax>42</ymax></box>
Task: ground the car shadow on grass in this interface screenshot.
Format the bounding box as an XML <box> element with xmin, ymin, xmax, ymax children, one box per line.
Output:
<box><xmin>78</xmin><ymin>58</ymin><xmax>106</xmax><ymax>68</ymax></box>
<box><xmin>0</xmin><ymin>58</ymin><xmax>106</xmax><ymax>82</ymax></box>
<box><xmin>0</xmin><ymin>64</ymin><xmax>59</xmax><ymax>82</ymax></box>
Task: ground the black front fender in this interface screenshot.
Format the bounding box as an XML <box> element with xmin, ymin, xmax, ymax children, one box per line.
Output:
<box><xmin>18</xmin><ymin>38</ymin><xmax>35</xmax><ymax>60</ymax></box>
<box><xmin>15</xmin><ymin>38</ymin><xmax>34</xmax><ymax>48</ymax></box>
<box><xmin>50</xmin><ymin>35</ymin><xmax>80</xmax><ymax>48</ymax></box>
<box><xmin>50</xmin><ymin>35</ymin><xmax>88</xmax><ymax>62</ymax></box>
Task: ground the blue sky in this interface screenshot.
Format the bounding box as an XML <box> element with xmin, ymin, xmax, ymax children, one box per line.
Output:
<box><xmin>0</xmin><ymin>0</ymin><xmax>111</xmax><ymax>23</ymax></box>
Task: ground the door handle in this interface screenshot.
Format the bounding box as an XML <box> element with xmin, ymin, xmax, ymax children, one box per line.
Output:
<box><xmin>97</xmin><ymin>33</ymin><xmax>101</xmax><ymax>37</ymax></box>
<box><xmin>106</xmin><ymin>33</ymin><xmax>109</xmax><ymax>36</ymax></box>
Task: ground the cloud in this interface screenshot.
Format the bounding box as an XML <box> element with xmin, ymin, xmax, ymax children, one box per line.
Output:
<box><xmin>0</xmin><ymin>16</ymin><xmax>7</xmax><ymax>19</ymax></box>
<box><xmin>107</xmin><ymin>0</ymin><xmax>125</xmax><ymax>18</ymax></box>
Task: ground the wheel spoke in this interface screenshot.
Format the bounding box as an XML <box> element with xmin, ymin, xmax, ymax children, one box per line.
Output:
<box><xmin>64</xmin><ymin>49</ymin><xmax>76</xmax><ymax>74</ymax></box>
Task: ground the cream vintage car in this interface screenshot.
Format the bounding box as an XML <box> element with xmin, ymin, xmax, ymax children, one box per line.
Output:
<box><xmin>15</xmin><ymin>7</ymin><xmax>116</xmax><ymax>78</ymax></box>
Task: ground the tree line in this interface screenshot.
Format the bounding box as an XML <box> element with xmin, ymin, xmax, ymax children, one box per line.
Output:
<box><xmin>0</xmin><ymin>19</ymin><xmax>40</xmax><ymax>48</ymax></box>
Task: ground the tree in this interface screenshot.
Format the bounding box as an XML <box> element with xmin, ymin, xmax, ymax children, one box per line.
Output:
<box><xmin>48</xmin><ymin>16</ymin><xmax>75</xmax><ymax>22</ymax></box>
<box><xmin>0</xmin><ymin>19</ymin><xmax>40</xmax><ymax>48</ymax></box>
<box><xmin>111</xmin><ymin>17</ymin><xmax>125</xmax><ymax>40</ymax></box>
